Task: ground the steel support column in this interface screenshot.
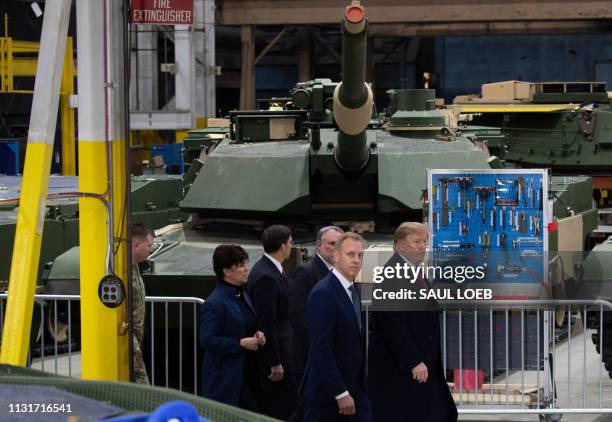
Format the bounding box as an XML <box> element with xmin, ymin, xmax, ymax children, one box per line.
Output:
<box><xmin>77</xmin><ymin>0</ymin><xmax>129</xmax><ymax>381</ymax></box>
<box><xmin>296</xmin><ymin>28</ymin><xmax>312</xmax><ymax>82</ymax></box>
<box><xmin>108</xmin><ymin>0</ymin><xmax>130</xmax><ymax>382</ymax></box>
<box><xmin>240</xmin><ymin>25</ymin><xmax>255</xmax><ymax>110</ymax></box>
<box><xmin>135</xmin><ymin>24</ymin><xmax>159</xmax><ymax>111</ymax></box>
<box><xmin>0</xmin><ymin>0</ymin><xmax>71</xmax><ymax>366</ymax></box>
<box><xmin>175</xmin><ymin>23</ymin><xmax>194</xmax><ymax>118</ymax></box>
<box><xmin>202</xmin><ymin>0</ymin><xmax>216</xmax><ymax>118</ymax></box>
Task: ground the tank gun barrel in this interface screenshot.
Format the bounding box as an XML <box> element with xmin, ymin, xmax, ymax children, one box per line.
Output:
<box><xmin>333</xmin><ymin>1</ymin><xmax>372</xmax><ymax>172</ymax></box>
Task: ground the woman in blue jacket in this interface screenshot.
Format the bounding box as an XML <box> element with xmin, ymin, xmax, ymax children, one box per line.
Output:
<box><xmin>199</xmin><ymin>245</ymin><xmax>266</xmax><ymax>411</ymax></box>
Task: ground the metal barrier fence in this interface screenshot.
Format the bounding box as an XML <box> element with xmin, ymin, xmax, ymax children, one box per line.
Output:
<box><xmin>364</xmin><ymin>299</ymin><xmax>612</xmax><ymax>420</ymax></box>
<box><xmin>2</xmin><ymin>294</ymin><xmax>612</xmax><ymax>419</ymax></box>
<box><xmin>0</xmin><ymin>293</ymin><xmax>204</xmax><ymax>395</ymax></box>
<box><xmin>0</xmin><ymin>293</ymin><xmax>82</xmax><ymax>376</ymax></box>
<box><xmin>145</xmin><ymin>296</ymin><xmax>205</xmax><ymax>394</ymax></box>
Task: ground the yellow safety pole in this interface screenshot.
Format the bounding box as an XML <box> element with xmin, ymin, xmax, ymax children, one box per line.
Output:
<box><xmin>109</xmin><ymin>0</ymin><xmax>130</xmax><ymax>381</ymax></box>
<box><xmin>61</xmin><ymin>36</ymin><xmax>76</xmax><ymax>175</ymax></box>
<box><xmin>77</xmin><ymin>0</ymin><xmax>128</xmax><ymax>381</ymax></box>
<box><xmin>0</xmin><ymin>0</ymin><xmax>72</xmax><ymax>366</ymax></box>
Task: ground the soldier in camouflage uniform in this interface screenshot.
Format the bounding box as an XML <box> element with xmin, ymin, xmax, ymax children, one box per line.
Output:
<box><xmin>131</xmin><ymin>223</ymin><xmax>155</xmax><ymax>384</ymax></box>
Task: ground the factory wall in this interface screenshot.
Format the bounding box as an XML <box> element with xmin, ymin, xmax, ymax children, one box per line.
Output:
<box><xmin>436</xmin><ymin>34</ymin><xmax>612</xmax><ymax>102</ymax></box>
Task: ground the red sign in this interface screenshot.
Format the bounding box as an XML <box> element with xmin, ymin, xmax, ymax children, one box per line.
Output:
<box><xmin>131</xmin><ymin>0</ymin><xmax>193</xmax><ymax>25</ymax></box>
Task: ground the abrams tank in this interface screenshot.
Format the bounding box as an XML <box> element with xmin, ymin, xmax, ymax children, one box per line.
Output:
<box><xmin>151</xmin><ymin>0</ymin><xmax>488</xmax><ymax>290</ymax></box>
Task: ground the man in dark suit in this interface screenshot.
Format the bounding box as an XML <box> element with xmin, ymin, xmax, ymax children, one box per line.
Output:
<box><xmin>368</xmin><ymin>222</ymin><xmax>457</xmax><ymax>422</ymax></box>
<box><xmin>247</xmin><ymin>224</ymin><xmax>297</xmax><ymax>420</ymax></box>
<box><xmin>289</xmin><ymin>226</ymin><xmax>344</xmax><ymax>382</ymax></box>
<box><xmin>302</xmin><ymin>232</ymin><xmax>372</xmax><ymax>422</ymax></box>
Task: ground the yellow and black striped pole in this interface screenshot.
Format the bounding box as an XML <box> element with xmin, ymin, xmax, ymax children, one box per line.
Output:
<box><xmin>0</xmin><ymin>0</ymin><xmax>72</xmax><ymax>366</ymax></box>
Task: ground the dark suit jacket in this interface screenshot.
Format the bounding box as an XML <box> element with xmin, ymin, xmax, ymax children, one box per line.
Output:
<box><xmin>288</xmin><ymin>254</ymin><xmax>330</xmax><ymax>376</ymax></box>
<box><xmin>198</xmin><ymin>280</ymin><xmax>257</xmax><ymax>406</ymax></box>
<box><xmin>368</xmin><ymin>252</ymin><xmax>457</xmax><ymax>422</ymax></box>
<box><xmin>247</xmin><ymin>255</ymin><xmax>297</xmax><ymax>419</ymax></box>
<box><xmin>302</xmin><ymin>271</ymin><xmax>367</xmax><ymax>403</ymax></box>
<box><xmin>247</xmin><ymin>255</ymin><xmax>294</xmax><ymax>371</ymax></box>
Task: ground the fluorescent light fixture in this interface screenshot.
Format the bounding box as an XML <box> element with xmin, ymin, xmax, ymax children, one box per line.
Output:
<box><xmin>31</xmin><ymin>2</ymin><xmax>43</xmax><ymax>18</ymax></box>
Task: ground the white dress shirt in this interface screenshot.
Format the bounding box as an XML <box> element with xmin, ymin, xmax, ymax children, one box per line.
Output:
<box><xmin>264</xmin><ymin>253</ymin><xmax>283</xmax><ymax>275</ymax></box>
<box><xmin>332</xmin><ymin>268</ymin><xmax>354</xmax><ymax>302</ymax></box>
<box><xmin>317</xmin><ymin>253</ymin><xmax>334</xmax><ymax>271</ymax></box>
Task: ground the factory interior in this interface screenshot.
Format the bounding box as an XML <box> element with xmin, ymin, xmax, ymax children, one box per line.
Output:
<box><xmin>1</xmin><ymin>1</ymin><xmax>612</xmax><ymax>421</ymax></box>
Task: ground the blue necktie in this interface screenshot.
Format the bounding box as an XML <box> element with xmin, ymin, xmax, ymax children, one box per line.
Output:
<box><xmin>349</xmin><ymin>284</ymin><xmax>362</xmax><ymax>330</ymax></box>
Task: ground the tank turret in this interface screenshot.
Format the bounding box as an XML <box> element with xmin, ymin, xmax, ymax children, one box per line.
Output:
<box><xmin>179</xmin><ymin>0</ymin><xmax>489</xmax><ymax>220</ymax></box>
<box><xmin>333</xmin><ymin>1</ymin><xmax>373</xmax><ymax>172</ymax></box>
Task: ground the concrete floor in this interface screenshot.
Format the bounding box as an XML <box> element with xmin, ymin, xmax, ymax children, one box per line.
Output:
<box><xmin>30</xmin><ymin>350</ymin><xmax>81</xmax><ymax>378</ymax></box>
<box><xmin>458</xmin><ymin>320</ymin><xmax>612</xmax><ymax>421</ymax></box>
<box><xmin>28</xmin><ymin>320</ymin><xmax>612</xmax><ymax>421</ymax></box>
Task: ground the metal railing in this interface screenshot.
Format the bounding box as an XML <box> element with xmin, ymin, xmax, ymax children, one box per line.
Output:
<box><xmin>145</xmin><ymin>296</ymin><xmax>204</xmax><ymax>394</ymax></box>
<box><xmin>364</xmin><ymin>299</ymin><xmax>612</xmax><ymax>419</ymax></box>
<box><xmin>0</xmin><ymin>293</ymin><xmax>204</xmax><ymax>395</ymax></box>
<box><xmin>3</xmin><ymin>294</ymin><xmax>612</xmax><ymax>418</ymax></box>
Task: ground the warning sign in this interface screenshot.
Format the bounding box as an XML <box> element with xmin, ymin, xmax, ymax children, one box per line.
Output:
<box><xmin>131</xmin><ymin>0</ymin><xmax>193</xmax><ymax>25</ymax></box>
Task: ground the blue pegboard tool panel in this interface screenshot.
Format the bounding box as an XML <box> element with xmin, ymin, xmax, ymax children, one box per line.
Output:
<box><xmin>428</xmin><ymin>169</ymin><xmax>548</xmax><ymax>286</ymax></box>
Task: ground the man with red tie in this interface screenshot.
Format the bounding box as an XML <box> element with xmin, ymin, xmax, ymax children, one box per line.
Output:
<box><xmin>368</xmin><ymin>222</ymin><xmax>457</xmax><ymax>422</ymax></box>
<box><xmin>247</xmin><ymin>224</ymin><xmax>297</xmax><ymax>420</ymax></box>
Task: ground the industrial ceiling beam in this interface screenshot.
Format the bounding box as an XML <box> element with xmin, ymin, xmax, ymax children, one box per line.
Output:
<box><xmin>307</xmin><ymin>27</ymin><xmax>341</xmax><ymax>63</ymax></box>
<box><xmin>217</xmin><ymin>0</ymin><xmax>612</xmax><ymax>26</ymax></box>
<box><xmin>369</xmin><ymin>20</ymin><xmax>612</xmax><ymax>37</ymax></box>
<box><xmin>254</xmin><ymin>27</ymin><xmax>289</xmax><ymax>65</ymax></box>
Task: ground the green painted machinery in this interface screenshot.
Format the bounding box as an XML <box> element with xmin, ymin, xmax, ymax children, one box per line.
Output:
<box><xmin>0</xmin><ymin>175</ymin><xmax>189</xmax><ymax>287</ymax></box>
<box><xmin>0</xmin><ymin>174</ymin><xmax>190</xmax><ymax>359</ymax></box>
<box><xmin>182</xmin><ymin>127</ymin><xmax>229</xmax><ymax>173</ymax></box>
<box><xmin>453</xmin><ymin>80</ymin><xmax>612</xmax><ymax>207</ymax></box>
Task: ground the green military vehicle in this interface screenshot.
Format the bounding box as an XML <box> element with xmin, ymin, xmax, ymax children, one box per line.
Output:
<box><xmin>452</xmin><ymin>80</ymin><xmax>612</xmax><ymax>208</ymax></box>
<box><xmin>0</xmin><ymin>174</ymin><xmax>190</xmax><ymax>353</ymax></box>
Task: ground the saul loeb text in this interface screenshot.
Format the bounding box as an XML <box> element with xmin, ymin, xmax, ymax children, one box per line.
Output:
<box><xmin>372</xmin><ymin>287</ymin><xmax>493</xmax><ymax>301</ymax></box>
